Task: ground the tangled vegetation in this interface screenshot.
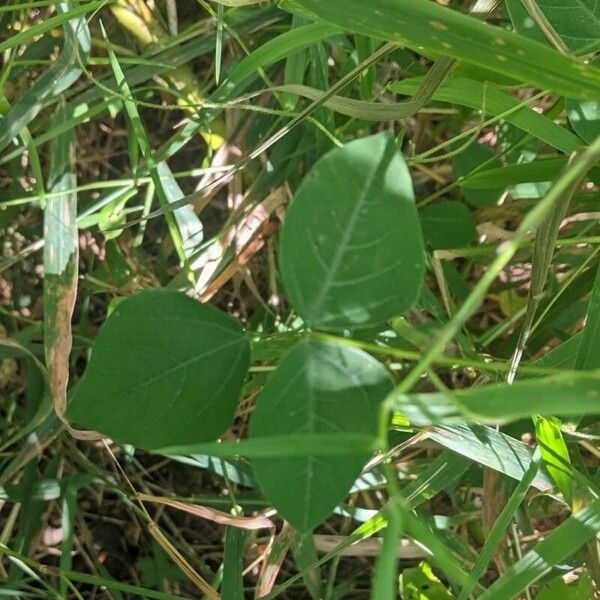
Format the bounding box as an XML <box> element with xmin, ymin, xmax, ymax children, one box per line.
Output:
<box><xmin>2</xmin><ymin>0</ymin><xmax>600</xmax><ymax>598</ymax></box>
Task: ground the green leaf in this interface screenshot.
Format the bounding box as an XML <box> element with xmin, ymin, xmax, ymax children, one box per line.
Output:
<box><xmin>0</xmin><ymin>1</ymin><xmax>92</xmax><ymax>153</ymax></box>
<box><xmin>575</xmin><ymin>262</ymin><xmax>600</xmax><ymax>370</ymax></box>
<box><xmin>102</xmin><ymin>28</ymin><xmax>191</xmax><ymax>272</ymax></box>
<box><xmin>506</xmin><ymin>0</ymin><xmax>600</xmax><ymax>53</ymax></box>
<box><xmin>159</xmin><ymin>432</ymin><xmax>376</xmax><ymax>459</ymax></box>
<box><xmin>249</xmin><ymin>339</ymin><xmax>393</xmax><ymax>531</ymax></box>
<box><xmin>400</xmin><ymin>561</ymin><xmax>455</xmax><ymax>600</ymax></box>
<box><xmin>394</xmin><ymin>373</ymin><xmax>600</xmax><ymax>427</ymax></box>
<box><xmin>507</xmin><ymin>152</ymin><xmax>584</xmax><ymax>382</ymax></box>
<box><xmin>389</xmin><ymin>77</ymin><xmax>582</xmax><ymax>154</ymax></box>
<box><xmin>568</xmin><ymin>97</ymin><xmax>600</xmax><ymax>143</ymax></box>
<box><xmin>458</xmin><ymin>449</ymin><xmax>541</xmax><ymax>600</ymax></box>
<box><xmin>479</xmin><ymin>498</ymin><xmax>600</xmax><ymax>600</ymax></box>
<box><xmin>535</xmin><ymin>573</ymin><xmax>593</xmax><ymax>600</ymax></box>
<box><xmin>279</xmin><ymin>132</ymin><xmax>425</xmax><ymax>330</ymax></box>
<box><xmin>532</xmin><ymin>331</ymin><xmax>583</xmax><ymax>371</ymax></box>
<box><xmin>281</xmin><ymin>0</ymin><xmax>600</xmax><ymax>99</ymax></box>
<box><xmin>427</xmin><ymin>425</ymin><xmax>554</xmax><ymax>492</ymax></box>
<box><xmin>67</xmin><ymin>290</ymin><xmax>250</xmax><ymax>449</ymax></box>
<box><xmin>452</xmin><ymin>141</ymin><xmax>502</xmax><ymax>207</ymax></box>
<box><xmin>534</xmin><ymin>416</ymin><xmax>572</xmax><ymax>505</ymax></box>
<box><xmin>282</xmin><ymin>16</ymin><xmax>310</xmax><ymax>111</ymax></box>
<box><xmin>420</xmin><ymin>202</ymin><xmax>476</xmax><ymax>249</ymax></box>
<box><xmin>44</xmin><ymin>101</ymin><xmax>78</xmax><ymax>419</ymax></box>
<box><xmin>566</xmin><ymin>58</ymin><xmax>600</xmax><ymax>143</ymax></box>
<box><xmin>290</xmin><ymin>531</ymin><xmax>322</xmax><ymax>600</ymax></box>
<box><xmin>222</xmin><ymin>527</ymin><xmax>246</xmax><ymax>600</ymax></box>
<box><xmin>567</xmin><ymin>57</ymin><xmax>600</xmax><ymax>145</ymax></box>
<box><xmin>155</xmin><ymin>162</ymin><xmax>204</xmax><ymax>265</ymax></box>
<box><xmin>462</xmin><ymin>157</ymin><xmax>567</xmax><ymax>190</ymax></box>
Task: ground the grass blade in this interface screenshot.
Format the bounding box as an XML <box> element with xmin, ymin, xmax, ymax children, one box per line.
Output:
<box><xmin>281</xmin><ymin>0</ymin><xmax>600</xmax><ymax>99</ymax></box>
<box><xmin>43</xmin><ymin>101</ymin><xmax>78</xmax><ymax>423</ymax></box>
<box><xmin>395</xmin><ymin>373</ymin><xmax>600</xmax><ymax>426</ymax></box>
<box><xmin>222</xmin><ymin>527</ymin><xmax>246</xmax><ymax>600</ymax></box>
<box><xmin>479</xmin><ymin>497</ymin><xmax>600</xmax><ymax>599</ymax></box>
<box><xmin>458</xmin><ymin>449</ymin><xmax>541</xmax><ymax>600</ymax></box>
<box><xmin>0</xmin><ymin>1</ymin><xmax>92</xmax><ymax>153</ymax></box>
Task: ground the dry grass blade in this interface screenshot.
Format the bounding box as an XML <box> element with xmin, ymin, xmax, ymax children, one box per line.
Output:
<box><xmin>137</xmin><ymin>493</ymin><xmax>274</xmax><ymax>531</ymax></box>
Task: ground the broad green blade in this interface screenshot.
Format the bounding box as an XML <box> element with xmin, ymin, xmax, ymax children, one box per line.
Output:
<box><xmin>281</xmin><ymin>0</ymin><xmax>600</xmax><ymax>99</ymax></box>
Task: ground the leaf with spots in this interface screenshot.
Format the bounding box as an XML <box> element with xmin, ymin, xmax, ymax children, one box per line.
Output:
<box><xmin>249</xmin><ymin>340</ymin><xmax>393</xmax><ymax>531</ymax></box>
<box><xmin>279</xmin><ymin>132</ymin><xmax>425</xmax><ymax>330</ymax></box>
<box><xmin>281</xmin><ymin>0</ymin><xmax>600</xmax><ymax>99</ymax></box>
<box><xmin>67</xmin><ymin>290</ymin><xmax>250</xmax><ymax>450</ymax></box>
<box><xmin>44</xmin><ymin>101</ymin><xmax>78</xmax><ymax>422</ymax></box>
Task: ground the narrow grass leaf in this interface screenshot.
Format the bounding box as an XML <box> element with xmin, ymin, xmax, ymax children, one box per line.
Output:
<box><xmin>575</xmin><ymin>262</ymin><xmax>600</xmax><ymax>370</ymax></box>
<box><xmin>102</xmin><ymin>28</ymin><xmax>191</xmax><ymax>271</ymax></box>
<box><xmin>215</xmin><ymin>2</ymin><xmax>224</xmax><ymax>85</ymax></box>
<box><xmin>0</xmin><ymin>1</ymin><xmax>92</xmax><ymax>153</ymax></box>
<box><xmin>426</xmin><ymin>425</ymin><xmax>554</xmax><ymax>491</ymax></box>
<box><xmin>282</xmin><ymin>16</ymin><xmax>310</xmax><ymax>110</ymax></box>
<box><xmin>534</xmin><ymin>416</ymin><xmax>573</xmax><ymax>504</ymax></box>
<box><xmin>372</xmin><ymin>501</ymin><xmax>403</xmax><ymax>600</ymax></box>
<box><xmin>281</xmin><ymin>0</ymin><xmax>600</xmax><ymax>99</ymax></box>
<box><xmin>44</xmin><ymin>101</ymin><xmax>78</xmax><ymax>421</ymax></box>
<box><xmin>270</xmin><ymin>56</ymin><xmax>454</xmax><ymax>121</ymax></box>
<box><xmin>479</xmin><ymin>498</ymin><xmax>600</xmax><ymax>600</ymax></box>
<box><xmin>462</xmin><ymin>157</ymin><xmax>568</xmax><ymax>189</ymax></box>
<box><xmin>508</xmin><ymin>152</ymin><xmax>585</xmax><ymax>382</ymax></box>
<box><xmin>458</xmin><ymin>449</ymin><xmax>541</xmax><ymax>600</ymax></box>
<box><xmin>395</xmin><ymin>373</ymin><xmax>600</xmax><ymax>427</ymax></box>
<box><xmin>159</xmin><ymin>432</ymin><xmax>377</xmax><ymax>459</ymax></box>
<box><xmin>222</xmin><ymin>527</ymin><xmax>245</xmax><ymax>600</ymax></box>
<box><xmin>389</xmin><ymin>77</ymin><xmax>582</xmax><ymax>154</ymax></box>
<box><xmin>290</xmin><ymin>531</ymin><xmax>322</xmax><ymax>600</ymax></box>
